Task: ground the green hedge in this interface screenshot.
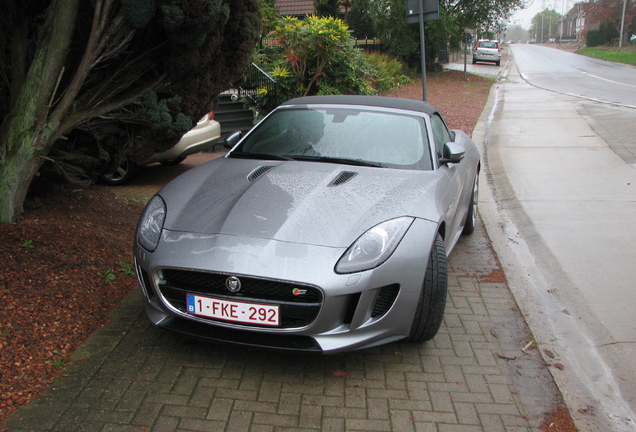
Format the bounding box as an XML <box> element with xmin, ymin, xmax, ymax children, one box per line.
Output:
<box><xmin>586</xmin><ymin>29</ymin><xmax>606</xmax><ymax>47</ymax></box>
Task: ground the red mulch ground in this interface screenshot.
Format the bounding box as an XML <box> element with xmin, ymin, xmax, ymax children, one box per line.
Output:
<box><xmin>0</xmin><ymin>188</ymin><xmax>143</xmax><ymax>424</ymax></box>
<box><xmin>385</xmin><ymin>71</ymin><xmax>493</xmax><ymax>134</ymax></box>
<box><xmin>0</xmin><ymin>70</ymin><xmax>576</xmax><ymax>431</ymax></box>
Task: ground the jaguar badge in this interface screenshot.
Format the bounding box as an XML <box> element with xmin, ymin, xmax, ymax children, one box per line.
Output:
<box><xmin>225</xmin><ymin>276</ymin><xmax>241</xmax><ymax>293</ymax></box>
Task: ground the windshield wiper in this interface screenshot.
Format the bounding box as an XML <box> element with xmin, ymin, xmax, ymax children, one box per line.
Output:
<box><xmin>229</xmin><ymin>152</ymin><xmax>386</xmax><ymax>167</ymax></box>
<box><xmin>228</xmin><ymin>151</ymin><xmax>294</xmax><ymax>161</ymax></box>
<box><xmin>292</xmin><ymin>155</ymin><xmax>386</xmax><ymax>168</ymax></box>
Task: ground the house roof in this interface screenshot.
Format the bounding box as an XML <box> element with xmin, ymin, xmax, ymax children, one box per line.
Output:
<box><xmin>275</xmin><ymin>0</ymin><xmax>315</xmax><ymax>16</ymax></box>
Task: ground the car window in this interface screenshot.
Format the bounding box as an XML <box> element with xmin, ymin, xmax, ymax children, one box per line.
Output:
<box><xmin>479</xmin><ymin>41</ymin><xmax>498</xmax><ymax>49</ymax></box>
<box><xmin>430</xmin><ymin>114</ymin><xmax>452</xmax><ymax>158</ymax></box>
<box><xmin>234</xmin><ymin>107</ymin><xmax>433</xmax><ymax>170</ymax></box>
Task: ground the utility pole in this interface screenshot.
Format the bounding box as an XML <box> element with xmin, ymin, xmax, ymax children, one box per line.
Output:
<box><xmin>618</xmin><ymin>0</ymin><xmax>627</xmax><ymax>52</ymax></box>
<box><xmin>548</xmin><ymin>4</ymin><xmax>553</xmax><ymax>42</ymax></box>
<box><xmin>541</xmin><ymin>0</ymin><xmax>545</xmax><ymax>43</ymax></box>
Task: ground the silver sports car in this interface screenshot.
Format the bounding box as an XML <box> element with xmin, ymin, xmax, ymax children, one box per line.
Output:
<box><xmin>134</xmin><ymin>95</ymin><xmax>480</xmax><ymax>353</ymax></box>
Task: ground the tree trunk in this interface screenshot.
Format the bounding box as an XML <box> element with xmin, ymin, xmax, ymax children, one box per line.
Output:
<box><xmin>0</xmin><ymin>0</ymin><xmax>80</xmax><ymax>223</ymax></box>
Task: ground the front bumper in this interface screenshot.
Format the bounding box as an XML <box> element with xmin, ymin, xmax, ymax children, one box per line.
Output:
<box><xmin>134</xmin><ymin>218</ymin><xmax>439</xmax><ymax>353</ymax></box>
<box><xmin>144</xmin><ymin>120</ymin><xmax>221</xmax><ymax>164</ymax></box>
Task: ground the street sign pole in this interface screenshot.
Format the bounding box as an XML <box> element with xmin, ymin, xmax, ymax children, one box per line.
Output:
<box><xmin>462</xmin><ymin>32</ymin><xmax>472</xmax><ymax>81</ymax></box>
<box><xmin>419</xmin><ymin>0</ymin><xmax>427</xmax><ymax>101</ymax></box>
<box><xmin>464</xmin><ymin>39</ymin><xmax>467</xmax><ymax>81</ymax></box>
<box><xmin>406</xmin><ymin>0</ymin><xmax>440</xmax><ymax>102</ymax></box>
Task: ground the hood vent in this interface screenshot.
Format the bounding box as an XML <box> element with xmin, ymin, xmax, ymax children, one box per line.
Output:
<box><xmin>329</xmin><ymin>171</ymin><xmax>358</xmax><ymax>187</ymax></box>
<box><xmin>248</xmin><ymin>165</ymin><xmax>275</xmax><ymax>182</ymax></box>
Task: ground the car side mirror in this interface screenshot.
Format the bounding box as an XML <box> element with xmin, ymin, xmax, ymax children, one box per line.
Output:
<box><xmin>439</xmin><ymin>141</ymin><xmax>465</xmax><ymax>165</ymax></box>
<box><xmin>224</xmin><ymin>131</ymin><xmax>242</xmax><ymax>149</ymax></box>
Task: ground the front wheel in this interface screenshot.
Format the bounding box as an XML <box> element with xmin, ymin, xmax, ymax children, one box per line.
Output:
<box><xmin>405</xmin><ymin>234</ymin><xmax>448</xmax><ymax>343</ymax></box>
<box><xmin>462</xmin><ymin>172</ymin><xmax>479</xmax><ymax>235</ymax></box>
<box><xmin>99</xmin><ymin>157</ymin><xmax>137</xmax><ymax>185</ymax></box>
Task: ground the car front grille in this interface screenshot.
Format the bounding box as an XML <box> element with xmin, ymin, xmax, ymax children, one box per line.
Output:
<box><xmin>156</xmin><ymin>268</ymin><xmax>323</xmax><ymax>329</ymax></box>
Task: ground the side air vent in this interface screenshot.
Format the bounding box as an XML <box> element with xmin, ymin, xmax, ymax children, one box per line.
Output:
<box><xmin>248</xmin><ymin>166</ymin><xmax>275</xmax><ymax>182</ymax></box>
<box><xmin>371</xmin><ymin>284</ymin><xmax>400</xmax><ymax>318</ymax></box>
<box><xmin>329</xmin><ymin>171</ymin><xmax>357</xmax><ymax>187</ymax></box>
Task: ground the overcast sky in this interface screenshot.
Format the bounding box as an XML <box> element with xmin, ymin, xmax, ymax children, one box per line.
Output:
<box><xmin>509</xmin><ymin>0</ymin><xmax>574</xmax><ymax>28</ymax></box>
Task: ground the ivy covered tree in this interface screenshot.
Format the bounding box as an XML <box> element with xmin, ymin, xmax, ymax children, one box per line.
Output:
<box><xmin>258</xmin><ymin>0</ymin><xmax>279</xmax><ymax>38</ymax></box>
<box><xmin>0</xmin><ymin>0</ymin><xmax>261</xmax><ymax>223</ymax></box>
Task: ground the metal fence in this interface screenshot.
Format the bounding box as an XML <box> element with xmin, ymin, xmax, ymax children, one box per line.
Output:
<box><xmin>237</xmin><ymin>63</ymin><xmax>280</xmax><ymax>112</ymax></box>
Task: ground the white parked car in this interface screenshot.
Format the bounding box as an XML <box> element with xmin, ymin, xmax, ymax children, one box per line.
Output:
<box><xmin>100</xmin><ymin>112</ymin><xmax>221</xmax><ymax>185</ymax></box>
<box><xmin>472</xmin><ymin>39</ymin><xmax>501</xmax><ymax>66</ymax></box>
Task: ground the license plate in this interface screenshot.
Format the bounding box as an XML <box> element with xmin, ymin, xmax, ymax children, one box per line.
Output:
<box><xmin>186</xmin><ymin>293</ymin><xmax>279</xmax><ymax>326</ymax></box>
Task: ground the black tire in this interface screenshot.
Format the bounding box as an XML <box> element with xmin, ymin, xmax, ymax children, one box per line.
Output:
<box><xmin>99</xmin><ymin>157</ymin><xmax>137</xmax><ymax>185</ymax></box>
<box><xmin>405</xmin><ymin>234</ymin><xmax>448</xmax><ymax>342</ymax></box>
<box><xmin>495</xmin><ymin>60</ymin><xmax>500</xmax><ymax>66</ymax></box>
<box><xmin>462</xmin><ymin>172</ymin><xmax>479</xmax><ymax>235</ymax></box>
<box><xmin>472</xmin><ymin>57</ymin><xmax>477</xmax><ymax>64</ymax></box>
<box><xmin>159</xmin><ymin>155</ymin><xmax>187</xmax><ymax>166</ymax></box>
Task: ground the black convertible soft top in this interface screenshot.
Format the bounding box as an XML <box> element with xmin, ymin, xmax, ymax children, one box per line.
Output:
<box><xmin>282</xmin><ymin>95</ymin><xmax>437</xmax><ymax>116</ymax></box>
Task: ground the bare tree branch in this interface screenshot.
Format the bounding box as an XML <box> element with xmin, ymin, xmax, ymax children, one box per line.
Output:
<box><xmin>53</xmin><ymin>75</ymin><xmax>168</xmax><ymax>142</ymax></box>
<box><xmin>49</xmin><ymin>0</ymin><xmax>120</xmax><ymax>130</ymax></box>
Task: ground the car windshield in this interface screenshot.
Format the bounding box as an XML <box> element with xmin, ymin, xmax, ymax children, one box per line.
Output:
<box><xmin>479</xmin><ymin>41</ymin><xmax>498</xmax><ymax>48</ymax></box>
<box><xmin>229</xmin><ymin>107</ymin><xmax>432</xmax><ymax>170</ymax></box>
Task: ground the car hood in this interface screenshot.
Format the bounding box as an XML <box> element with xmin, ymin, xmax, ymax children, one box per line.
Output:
<box><xmin>158</xmin><ymin>158</ymin><xmax>443</xmax><ymax>248</ymax></box>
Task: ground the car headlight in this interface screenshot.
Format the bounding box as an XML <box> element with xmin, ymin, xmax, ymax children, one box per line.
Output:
<box><xmin>137</xmin><ymin>195</ymin><xmax>166</xmax><ymax>252</ymax></box>
<box><xmin>335</xmin><ymin>217</ymin><xmax>414</xmax><ymax>274</ymax></box>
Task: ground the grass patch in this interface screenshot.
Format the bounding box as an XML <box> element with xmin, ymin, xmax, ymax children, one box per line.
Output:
<box><xmin>576</xmin><ymin>46</ymin><xmax>636</xmax><ymax>65</ymax></box>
